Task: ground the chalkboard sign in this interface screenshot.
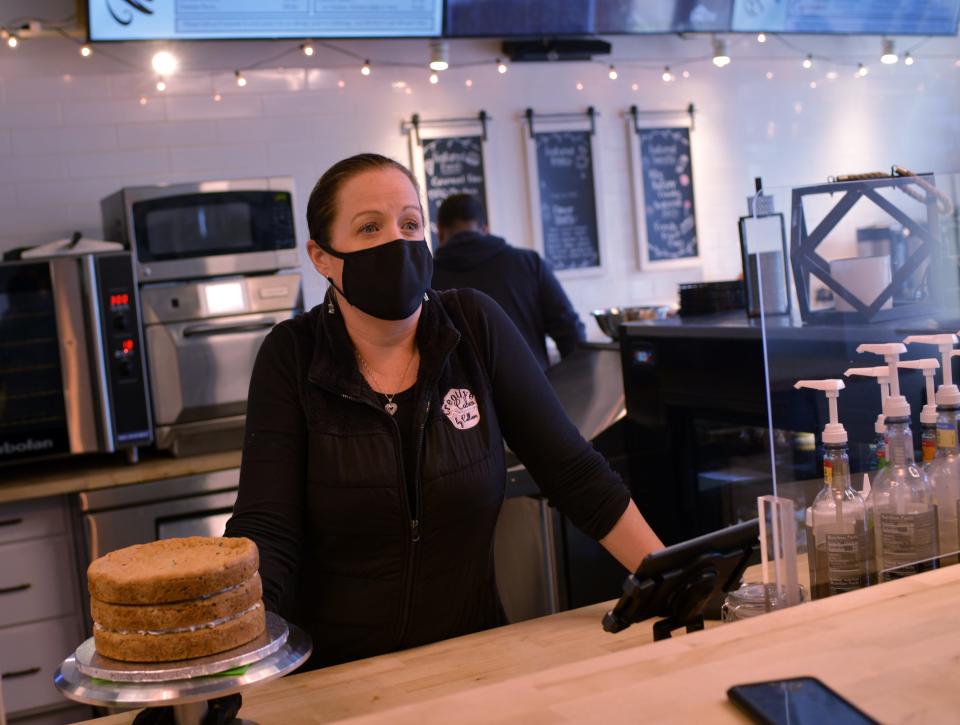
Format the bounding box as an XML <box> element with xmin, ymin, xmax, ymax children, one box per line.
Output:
<box><xmin>421</xmin><ymin>135</ymin><xmax>487</xmax><ymax>246</ymax></box>
<box><xmin>636</xmin><ymin>127</ymin><xmax>698</xmax><ymax>266</ymax></box>
<box><xmin>534</xmin><ymin>130</ymin><xmax>601</xmax><ymax>271</ymax></box>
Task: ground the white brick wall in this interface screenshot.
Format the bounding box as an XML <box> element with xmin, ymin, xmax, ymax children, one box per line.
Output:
<box><xmin>0</xmin><ymin>33</ymin><xmax>958</xmax><ymax>335</ymax></box>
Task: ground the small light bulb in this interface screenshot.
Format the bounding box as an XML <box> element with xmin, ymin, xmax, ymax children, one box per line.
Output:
<box><xmin>235</xmin><ymin>71</ymin><xmax>247</xmax><ymax>87</ymax></box>
<box><xmin>757</xmin><ymin>32</ymin><xmax>767</xmax><ymax>43</ymax></box>
<box><xmin>631</xmin><ymin>83</ymin><xmax>639</xmax><ymax>91</ymax></box>
<box><xmin>826</xmin><ymin>70</ymin><xmax>839</xmax><ymax>80</ymax></box>
<box><xmin>429</xmin><ymin>39</ymin><xmax>449</xmax><ymax>71</ymax></box>
<box><xmin>156</xmin><ymin>79</ymin><xmax>167</xmax><ymax>92</ymax></box>
<box><xmin>608</xmin><ymin>65</ymin><xmax>618</xmax><ymax>80</ymax></box>
<box><xmin>138</xmin><ymin>95</ymin><xmax>148</xmax><ymax>105</ymax></box>
<box><xmin>809</xmin><ymin>80</ymin><xmax>817</xmax><ymax>89</ymax></box>
<box><xmin>712</xmin><ymin>37</ymin><xmax>730</xmax><ymax>67</ymax></box>
<box><xmin>575</xmin><ymin>82</ymin><xmax>583</xmax><ymax>91</ymax></box>
<box><xmin>765</xmin><ymin>71</ymin><xmax>774</xmax><ymax>80</ymax></box>
<box><xmin>429</xmin><ymin>72</ymin><xmax>439</xmax><ymax>84</ymax></box>
<box><xmin>213</xmin><ymin>93</ymin><xmax>222</xmax><ymax>102</ymax></box>
<box><xmin>904</xmin><ymin>52</ymin><xmax>914</xmax><ymax>66</ymax></box>
<box><xmin>405</xmin><ymin>86</ymin><xmax>412</xmax><ymax>95</ymax></box>
<box><xmin>7</xmin><ymin>35</ymin><xmax>19</xmax><ymax>49</ymax></box>
<box><xmin>337</xmin><ymin>79</ymin><xmax>346</xmax><ymax>88</ymax></box>
<box><xmin>496</xmin><ymin>58</ymin><xmax>507</xmax><ymax>74</ymax></box>
<box><xmin>802</xmin><ymin>54</ymin><xmax>813</xmax><ymax>69</ymax></box>
<box><xmin>880</xmin><ymin>38</ymin><xmax>898</xmax><ymax>64</ymax></box>
<box><xmin>857</xmin><ymin>63</ymin><xmax>869</xmax><ymax>77</ymax></box>
<box><xmin>465</xmin><ymin>79</ymin><xmax>473</xmax><ymax>87</ymax></box>
<box><xmin>151</xmin><ymin>50</ymin><xmax>178</xmax><ymax>76</ymax></box>
<box><xmin>661</xmin><ymin>66</ymin><xmax>673</xmax><ymax>83</ymax></box>
<box><xmin>301</xmin><ymin>43</ymin><xmax>315</xmax><ymax>57</ymax></box>
<box><xmin>361</xmin><ymin>60</ymin><xmax>371</xmax><ymax>76</ymax></box>
<box><xmin>80</xmin><ymin>44</ymin><xmax>92</xmax><ymax>57</ymax></box>
<box><xmin>682</xmin><ymin>69</ymin><xmax>690</xmax><ymax>78</ymax></box>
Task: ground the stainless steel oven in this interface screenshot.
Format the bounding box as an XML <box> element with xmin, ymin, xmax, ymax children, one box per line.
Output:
<box><xmin>101</xmin><ymin>177</ymin><xmax>299</xmax><ymax>283</ymax></box>
<box><xmin>0</xmin><ymin>252</ymin><xmax>151</xmax><ymax>466</ymax></box>
<box><xmin>140</xmin><ymin>272</ymin><xmax>301</xmax><ymax>456</ymax></box>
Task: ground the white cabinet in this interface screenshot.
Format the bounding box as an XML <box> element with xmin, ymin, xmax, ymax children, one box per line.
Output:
<box><xmin>0</xmin><ymin>498</ymin><xmax>89</xmax><ymax>723</ymax></box>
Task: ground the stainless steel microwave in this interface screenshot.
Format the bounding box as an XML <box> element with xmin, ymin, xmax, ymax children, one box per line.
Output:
<box><xmin>100</xmin><ymin>177</ymin><xmax>299</xmax><ymax>283</ymax></box>
<box><xmin>0</xmin><ymin>252</ymin><xmax>152</xmax><ymax>465</ymax></box>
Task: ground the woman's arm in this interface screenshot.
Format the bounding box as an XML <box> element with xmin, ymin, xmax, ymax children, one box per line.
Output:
<box><xmin>600</xmin><ymin>499</ymin><xmax>664</xmax><ymax>571</ymax></box>
<box><xmin>458</xmin><ymin>290</ymin><xmax>663</xmax><ymax>566</ymax></box>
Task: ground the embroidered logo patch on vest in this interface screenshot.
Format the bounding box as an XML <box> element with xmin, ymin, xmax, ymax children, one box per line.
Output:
<box><xmin>442</xmin><ymin>388</ymin><xmax>480</xmax><ymax>430</ymax></box>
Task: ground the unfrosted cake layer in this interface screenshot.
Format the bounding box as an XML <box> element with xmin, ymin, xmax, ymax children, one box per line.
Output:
<box><xmin>87</xmin><ymin>536</ymin><xmax>259</xmax><ymax>605</ymax></box>
<box><xmin>92</xmin><ymin>601</ymin><xmax>266</xmax><ymax>663</ymax></box>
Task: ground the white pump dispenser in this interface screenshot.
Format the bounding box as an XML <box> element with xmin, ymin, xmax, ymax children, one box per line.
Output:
<box><xmin>844</xmin><ymin>366</ymin><xmax>890</xmax><ymax>436</ymax></box>
<box><xmin>903</xmin><ymin>334</ymin><xmax>960</xmax><ymax>407</ymax></box>
<box><xmin>794</xmin><ymin>379</ymin><xmax>846</xmax><ymax>444</ymax></box>
<box><xmin>856</xmin><ymin>343</ymin><xmax>910</xmax><ymax>419</ymax></box>
<box><xmin>900</xmin><ymin>358</ymin><xmax>941</xmax><ymax>465</ymax></box>
<box><xmin>899</xmin><ymin>359</ymin><xmax>940</xmax><ymax>426</ymax></box>
<box><xmin>795</xmin><ymin>379</ymin><xmax>868</xmax><ymax>597</ymax></box>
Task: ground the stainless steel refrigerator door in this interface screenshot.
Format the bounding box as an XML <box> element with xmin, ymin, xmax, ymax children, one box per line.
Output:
<box><xmin>144</xmin><ymin>311</ymin><xmax>290</xmax><ymax>426</ymax></box>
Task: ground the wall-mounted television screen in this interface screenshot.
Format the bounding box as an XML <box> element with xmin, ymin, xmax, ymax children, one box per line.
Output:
<box><xmin>444</xmin><ymin>0</ymin><xmax>959</xmax><ymax>37</ymax></box>
<box><xmin>445</xmin><ymin>0</ymin><xmax>732</xmax><ymax>36</ymax></box>
<box><xmin>87</xmin><ymin>0</ymin><xmax>443</xmax><ymax>41</ymax></box>
<box><xmin>732</xmin><ymin>0</ymin><xmax>960</xmax><ymax>35</ymax></box>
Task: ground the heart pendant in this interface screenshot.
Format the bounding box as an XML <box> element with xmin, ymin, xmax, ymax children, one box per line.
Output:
<box><xmin>384</xmin><ymin>402</ymin><xmax>398</xmax><ymax>415</ymax></box>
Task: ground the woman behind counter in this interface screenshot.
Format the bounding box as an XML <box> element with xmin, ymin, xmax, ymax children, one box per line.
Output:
<box><xmin>225</xmin><ymin>153</ymin><xmax>662</xmax><ymax>669</ymax></box>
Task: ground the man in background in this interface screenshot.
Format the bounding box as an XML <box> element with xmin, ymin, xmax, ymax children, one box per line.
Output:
<box><xmin>432</xmin><ymin>194</ymin><xmax>586</xmax><ymax>370</ymax></box>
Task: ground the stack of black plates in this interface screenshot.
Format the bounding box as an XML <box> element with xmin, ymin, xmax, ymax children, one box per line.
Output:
<box><xmin>678</xmin><ymin>281</ymin><xmax>745</xmax><ymax>317</ymax></box>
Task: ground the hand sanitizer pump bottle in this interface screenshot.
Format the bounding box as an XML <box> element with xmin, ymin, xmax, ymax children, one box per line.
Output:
<box><xmin>858</xmin><ymin>343</ymin><xmax>938</xmax><ymax>581</ymax></box>
<box><xmin>899</xmin><ymin>359</ymin><xmax>941</xmax><ymax>464</ymax></box>
<box><xmin>796</xmin><ymin>379</ymin><xmax>869</xmax><ymax>598</ymax></box>
<box><xmin>844</xmin><ymin>366</ymin><xmax>892</xmax><ymax>473</ymax></box>
<box><xmin>904</xmin><ymin>334</ymin><xmax>960</xmax><ymax>565</ymax></box>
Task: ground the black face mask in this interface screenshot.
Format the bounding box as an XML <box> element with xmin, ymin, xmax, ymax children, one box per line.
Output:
<box><xmin>320</xmin><ymin>238</ymin><xmax>433</xmax><ymax>321</ymax></box>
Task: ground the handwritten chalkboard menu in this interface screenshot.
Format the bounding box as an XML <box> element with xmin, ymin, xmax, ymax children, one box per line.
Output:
<box><xmin>535</xmin><ymin>130</ymin><xmax>600</xmax><ymax>271</ymax></box>
<box><xmin>421</xmin><ymin>135</ymin><xmax>487</xmax><ymax>245</ymax></box>
<box><xmin>636</xmin><ymin>127</ymin><xmax>698</xmax><ymax>264</ymax></box>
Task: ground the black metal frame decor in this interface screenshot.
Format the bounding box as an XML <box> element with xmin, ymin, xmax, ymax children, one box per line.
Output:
<box><xmin>789</xmin><ymin>174</ymin><xmax>942</xmax><ymax>324</ymax></box>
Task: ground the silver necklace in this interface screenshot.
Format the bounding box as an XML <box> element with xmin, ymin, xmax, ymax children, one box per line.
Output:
<box><xmin>355</xmin><ymin>347</ymin><xmax>417</xmax><ymax>416</ymax></box>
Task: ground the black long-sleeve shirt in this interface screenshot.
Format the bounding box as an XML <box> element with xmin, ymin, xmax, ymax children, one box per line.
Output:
<box><xmin>432</xmin><ymin>231</ymin><xmax>586</xmax><ymax>370</ymax></box>
<box><xmin>225</xmin><ymin>288</ymin><xmax>629</xmax><ymax>668</ymax></box>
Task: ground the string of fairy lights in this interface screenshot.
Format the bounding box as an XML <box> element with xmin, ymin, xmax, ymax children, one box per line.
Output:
<box><xmin>1</xmin><ymin>13</ymin><xmax>956</xmax><ymax>102</ymax></box>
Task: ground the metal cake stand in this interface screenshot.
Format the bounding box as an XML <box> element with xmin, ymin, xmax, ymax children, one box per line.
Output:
<box><xmin>54</xmin><ymin>612</ymin><xmax>312</xmax><ymax>725</ymax></box>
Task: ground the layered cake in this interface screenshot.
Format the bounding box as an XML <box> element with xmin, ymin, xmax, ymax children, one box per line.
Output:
<box><xmin>87</xmin><ymin>536</ymin><xmax>266</xmax><ymax>663</ymax></box>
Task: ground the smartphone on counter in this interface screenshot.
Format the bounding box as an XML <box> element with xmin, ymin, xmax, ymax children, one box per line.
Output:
<box><xmin>727</xmin><ymin>677</ymin><xmax>880</xmax><ymax>725</ymax></box>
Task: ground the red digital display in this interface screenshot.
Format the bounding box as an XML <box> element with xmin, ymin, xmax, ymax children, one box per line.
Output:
<box><xmin>110</xmin><ymin>293</ymin><xmax>130</xmax><ymax>308</ymax></box>
<box><xmin>122</xmin><ymin>339</ymin><xmax>135</xmax><ymax>354</ymax></box>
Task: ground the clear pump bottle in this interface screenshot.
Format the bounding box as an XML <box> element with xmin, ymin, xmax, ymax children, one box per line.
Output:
<box><xmin>904</xmin><ymin>334</ymin><xmax>960</xmax><ymax>565</ymax></box>
<box><xmin>797</xmin><ymin>380</ymin><xmax>869</xmax><ymax>598</ymax></box>
<box><xmin>858</xmin><ymin>344</ymin><xmax>939</xmax><ymax>582</ymax></box>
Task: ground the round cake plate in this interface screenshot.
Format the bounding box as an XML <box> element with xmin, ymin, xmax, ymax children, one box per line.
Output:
<box><xmin>54</xmin><ymin>613</ymin><xmax>312</xmax><ymax>725</ymax></box>
<box><xmin>75</xmin><ymin>612</ymin><xmax>289</xmax><ymax>682</ymax></box>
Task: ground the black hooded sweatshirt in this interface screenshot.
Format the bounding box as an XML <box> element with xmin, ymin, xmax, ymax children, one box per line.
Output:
<box><xmin>224</xmin><ymin>288</ymin><xmax>630</xmax><ymax>669</ymax></box>
<box><xmin>431</xmin><ymin>231</ymin><xmax>586</xmax><ymax>370</ymax></box>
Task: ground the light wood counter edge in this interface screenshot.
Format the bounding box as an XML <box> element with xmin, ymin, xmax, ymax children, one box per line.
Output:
<box><xmin>73</xmin><ymin>566</ymin><xmax>960</xmax><ymax>725</ymax></box>
<box><xmin>0</xmin><ymin>450</ymin><xmax>242</xmax><ymax>505</ymax></box>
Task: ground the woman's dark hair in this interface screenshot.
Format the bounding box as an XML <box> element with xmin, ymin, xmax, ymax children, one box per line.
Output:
<box><xmin>306</xmin><ymin>153</ymin><xmax>421</xmax><ymax>248</ymax></box>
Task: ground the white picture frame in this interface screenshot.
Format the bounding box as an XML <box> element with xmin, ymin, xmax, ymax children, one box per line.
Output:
<box><xmin>406</xmin><ymin>120</ymin><xmax>494</xmax><ymax>250</ymax></box>
<box><xmin>521</xmin><ymin>115</ymin><xmax>606</xmax><ymax>279</ymax></box>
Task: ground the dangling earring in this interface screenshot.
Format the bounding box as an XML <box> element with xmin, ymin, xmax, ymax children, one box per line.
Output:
<box><xmin>327</xmin><ymin>300</ymin><xmax>335</xmax><ymax>314</ymax></box>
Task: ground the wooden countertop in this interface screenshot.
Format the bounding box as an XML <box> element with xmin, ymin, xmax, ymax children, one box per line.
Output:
<box><xmin>0</xmin><ymin>450</ymin><xmax>241</xmax><ymax>505</ymax></box>
<box><xmin>77</xmin><ymin>565</ymin><xmax>960</xmax><ymax>724</ymax></box>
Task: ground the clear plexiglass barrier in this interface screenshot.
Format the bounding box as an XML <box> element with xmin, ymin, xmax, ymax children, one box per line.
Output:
<box><xmin>747</xmin><ymin>170</ymin><xmax>960</xmax><ymax>607</ymax></box>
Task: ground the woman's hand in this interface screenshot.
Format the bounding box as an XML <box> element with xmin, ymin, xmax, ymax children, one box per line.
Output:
<box><xmin>599</xmin><ymin>500</ymin><xmax>664</xmax><ymax>572</ymax></box>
